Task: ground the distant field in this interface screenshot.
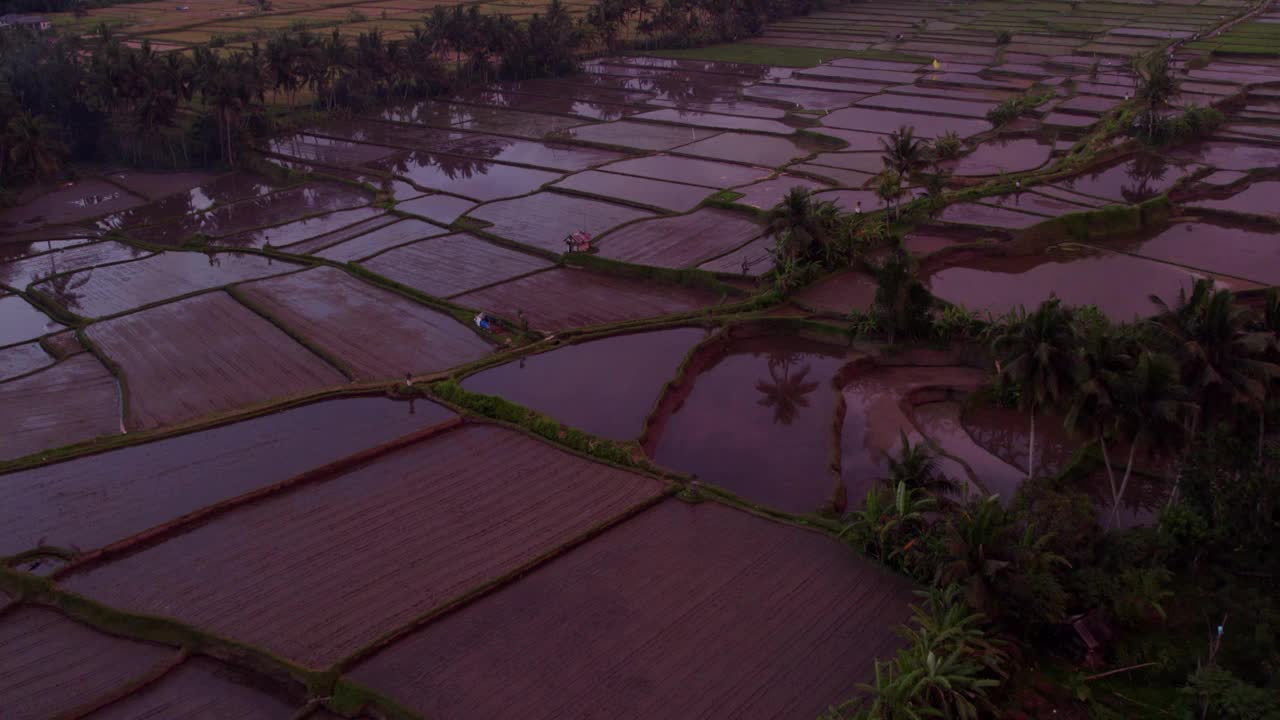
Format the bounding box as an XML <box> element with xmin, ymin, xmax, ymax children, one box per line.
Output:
<box><xmin>51</xmin><ymin>0</ymin><xmax>595</xmax><ymax>51</ymax></box>
<box><xmin>645</xmin><ymin>43</ymin><xmax>931</xmax><ymax>67</ymax></box>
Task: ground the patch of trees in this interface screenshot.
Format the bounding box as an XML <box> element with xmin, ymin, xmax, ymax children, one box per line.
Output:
<box><xmin>826</xmin><ymin>285</ymin><xmax>1280</xmax><ymax>719</ymax></box>
<box><xmin>0</xmin><ymin>0</ymin><xmax>817</xmax><ymax>190</ymax></box>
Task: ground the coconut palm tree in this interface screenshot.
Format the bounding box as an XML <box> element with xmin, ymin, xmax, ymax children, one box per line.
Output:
<box><xmin>987</xmin><ymin>297</ymin><xmax>1077</xmax><ymax>480</ymax></box>
<box><xmin>1067</xmin><ymin>315</ymin><xmax>1135</xmax><ymax>524</ymax></box>
<box><xmin>872</xmin><ymin>247</ymin><xmax>930</xmax><ymax>345</ymax></box>
<box><xmin>1134</xmin><ymin>51</ymin><xmax>1177</xmax><ymax>139</ymax></box>
<box><xmin>880</xmin><ymin>124</ymin><xmax>927</xmax><ymax>178</ymax></box>
<box><xmin>1149</xmin><ymin>280</ymin><xmax>1279</xmax><ymax>462</ymax></box>
<box><xmin>941</xmin><ymin>495</ymin><xmax>1067</xmax><ymax>622</ymax></box>
<box><xmin>1108</xmin><ymin>351</ymin><xmax>1190</xmax><ymax>528</ymax></box>
<box><xmin>5</xmin><ymin>112</ymin><xmax>67</xmax><ymax>180</ymax></box>
<box><xmin>765</xmin><ymin>186</ymin><xmax>838</xmax><ymax>262</ymax></box>
<box><xmin>883</xmin><ymin>431</ymin><xmax>959</xmax><ymax>497</ymax></box>
<box><xmin>874</xmin><ymin>169</ymin><xmax>903</xmax><ymax>218</ymax></box>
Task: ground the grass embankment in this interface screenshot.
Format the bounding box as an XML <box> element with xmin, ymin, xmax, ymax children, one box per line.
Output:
<box><xmin>643</xmin><ymin>43</ymin><xmax>930</xmax><ymax>67</ymax></box>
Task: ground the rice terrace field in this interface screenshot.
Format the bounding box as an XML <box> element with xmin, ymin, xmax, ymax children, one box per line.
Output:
<box><xmin>3</xmin><ymin>0</ymin><xmax>1280</xmax><ymax>716</ymax></box>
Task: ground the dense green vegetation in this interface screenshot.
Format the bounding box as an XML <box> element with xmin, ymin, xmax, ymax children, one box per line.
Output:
<box><xmin>0</xmin><ymin>0</ymin><xmax>818</xmax><ymax>190</ymax></box>
<box><xmin>822</xmin><ymin>284</ymin><xmax>1280</xmax><ymax>718</ymax></box>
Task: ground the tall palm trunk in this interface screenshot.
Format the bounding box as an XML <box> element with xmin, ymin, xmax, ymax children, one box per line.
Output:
<box><xmin>1260</xmin><ymin>410</ymin><xmax>1266</xmax><ymax>467</ymax></box>
<box><xmin>1100</xmin><ymin>433</ymin><xmax>1118</xmax><ymax>520</ymax></box>
<box><xmin>1027</xmin><ymin>408</ymin><xmax>1036</xmax><ymax>480</ymax></box>
<box><xmin>1112</xmin><ymin>438</ymin><xmax>1140</xmax><ymax>529</ymax></box>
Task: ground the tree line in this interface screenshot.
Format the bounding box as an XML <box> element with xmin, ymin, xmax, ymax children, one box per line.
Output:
<box><xmin>0</xmin><ymin>0</ymin><xmax>817</xmax><ymax>190</ymax></box>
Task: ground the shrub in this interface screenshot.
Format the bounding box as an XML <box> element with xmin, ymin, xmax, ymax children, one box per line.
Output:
<box><xmin>932</xmin><ymin>130</ymin><xmax>963</xmax><ymax>160</ymax></box>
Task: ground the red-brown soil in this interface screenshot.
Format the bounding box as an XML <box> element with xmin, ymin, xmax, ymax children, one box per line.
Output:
<box><xmin>0</xmin><ymin>354</ymin><xmax>119</xmax><ymax>462</ymax></box>
<box><xmin>674</xmin><ymin>132</ymin><xmax>811</xmax><ymax>166</ymax></box>
<box><xmin>552</xmin><ymin>171</ymin><xmax>714</xmax><ymax>213</ymax></box>
<box><xmin>794</xmin><ymin>270</ymin><xmax>877</xmax><ymax>313</ymax></box>
<box><xmin>311</xmin><ymin>219</ymin><xmax>450</xmax><ymax>262</ymax></box>
<box><xmin>454</xmin><ymin>268</ymin><xmax>720</xmax><ymax>332</ymax></box>
<box><xmin>63</xmin><ymin>424</ymin><xmax>665</xmax><ymax>668</ymax></box>
<box><xmin>463</xmin><ymin>327</ymin><xmax>707</xmax><ymax>440</ymax></box>
<box><xmin>85</xmin><ymin>291</ymin><xmax>347</xmax><ymax>430</ymax></box>
<box><xmin>823</xmin><ymin>106</ymin><xmax>990</xmax><ymax>138</ymax></box>
<box><xmin>0</xmin><ymin>396</ymin><xmax>453</xmax><ymax>556</ymax></box>
<box><xmin>0</xmin><ymin>607</ymin><xmax>175</xmax><ymax>720</ymax></box>
<box><xmin>395</xmin><ymin>193</ymin><xmax>478</xmax><ymax>225</ymax></box>
<box><xmin>87</xmin><ymin>658</ymin><xmax>299</xmax><ymax>719</ymax></box>
<box><xmin>359</xmin><ymin>233</ymin><xmax>553</xmax><ymax>298</ymax></box>
<box><xmin>632</xmin><ymin>108</ymin><xmax>795</xmax><ymax>134</ymax></box>
<box><xmin>596</xmin><ymin>209</ymin><xmax>764</xmax><ymax>268</ymax></box>
<box><xmin>465</xmin><ymin>192</ymin><xmax>655</xmax><ymax>253</ymax></box>
<box><xmin>732</xmin><ymin>175</ymin><xmax>832</xmax><ymax>210</ymax></box>
<box><xmin>236</xmin><ymin>267</ymin><xmax>493</xmax><ymax>378</ymax></box>
<box><xmin>349</xmin><ymin>500</ymin><xmax>915</xmax><ymax>720</ymax></box>
<box><xmin>600</xmin><ymin>155</ymin><xmax>770</xmax><ymax>188</ymax></box>
<box><xmin>697</xmin><ymin>235</ymin><xmax>775</xmax><ymax>276</ymax></box>
<box><xmin>565</xmin><ymin>120</ymin><xmax>719</xmax><ymax>150</ymax></box>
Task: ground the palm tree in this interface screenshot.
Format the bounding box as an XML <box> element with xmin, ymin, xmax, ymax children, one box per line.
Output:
<box><xmin>5</xmin><ymin>112</ymin><xmax>67</xmax><ymax>180</ymax></box>
<box><xmin>872</xmin><ymin>248</ymin><xmax>929</xmax><ymax>345</ymax></box>
<box><xmin>1134</xmin><ymin>51</ymin><xmax>1177</xmax><ymax>139</ymax></box>
<box><xmin>883</xmin><ymin>431</ymin><xmax>959</xmax><ymax>497</ymax></box>
<box><xmin>880</xmin><ymin>124</ymin><xmax>927</xmax><ymax>178</ymax></box>
<box><xmin>987</xmin><ymin>297</ymin><xmax>1076</xmax><ymax>479</ymax></box>
<box><xmin>874</xmin><ymin>169</ymin><xmax>903</xmax><ymax>218</ymax></box>
<box><xmin>1067</xmin><ymin>314</ymin><xmax>1134</xmax><ymax>523</ymax></box>
<box><xmin>1108</xmin><ymin>351</ymin><xmax>1190</xmax><ymax>528</ymax></box>
<box><xmin>941</xmin><ymin>495</ymin><xmax>1068</xmax><ymax>622</ymax></box>
<box><xmin>765</xmin><ymin>186</ymin><xmax>837</xmax><ymax>262</ymax></box>
<box><xmin>317</xmin><ymin>29</ymin><xmax>350</xmax><ymax>110</ymax></box>
<box><xmin>1149</xmin><ymin>279</ymin><xmax>1279</xmax><ymax>462</ymax></box>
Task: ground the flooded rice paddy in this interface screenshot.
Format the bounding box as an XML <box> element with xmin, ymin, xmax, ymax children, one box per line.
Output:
<box><xmin>3</xmin><ymin>0</ymin><xmax>1278</xmax><ymax>715</ymax></box>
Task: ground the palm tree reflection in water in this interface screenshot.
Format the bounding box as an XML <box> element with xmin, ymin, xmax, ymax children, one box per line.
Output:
<box><xmin>754</xmin><ymin>351</ymin><xmax>820</xmax><ymax>426</ymax></box>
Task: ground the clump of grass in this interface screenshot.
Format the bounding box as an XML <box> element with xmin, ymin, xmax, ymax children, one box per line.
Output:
<box><xmin>986</xmin><ymin>88</ymin><xmax>1053</xmax><ymax>126</ymax></box>
<box><xmin>1143</xmin><ymin>105</ymin><xmax>1224</xmax><ymax>146</ymax></box>
<box><xmin>429</xmin><ymin>380</ymin><xmax>639</xmax><ymax>468</ymax></box>
<box><xmin>995</xmin><ymin>30</ymin><xmax>1011</xmax><ymax>45</ymax></box>
<box><xmin>932</xmin><ymin>130</ymin><xmax>963</xmax><ymax>160</ymax></box>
